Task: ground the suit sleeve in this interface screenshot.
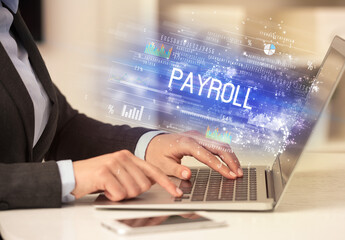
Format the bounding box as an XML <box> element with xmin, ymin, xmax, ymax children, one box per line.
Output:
<box><xmin>0</xmin><ymin>86</ymin><xmax>152</xmax><ymax>210</ymax></box>
<box><xmin>0</xmin><ymin>161</ymin><xmax>62</xmax><ymax>210</ymax></box>
<box><xmin>46</xmin><ymin>86</ymin><xmax>154</xmax><ymax>161</ymax></box>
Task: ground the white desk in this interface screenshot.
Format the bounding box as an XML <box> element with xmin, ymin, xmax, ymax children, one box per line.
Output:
<box><xmin>1</xmin><ymin>152</ymin><xmax>345</xmax><ymax>240</ymax></box>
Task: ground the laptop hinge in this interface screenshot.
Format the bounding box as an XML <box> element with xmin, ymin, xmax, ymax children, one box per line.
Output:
<box><xmin>265</xmin><ymin>170</ymin><xmax>275</xmax><ymax>201</ymax></box>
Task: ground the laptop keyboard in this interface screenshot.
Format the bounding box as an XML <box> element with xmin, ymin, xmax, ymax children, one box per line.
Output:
<box><xmin>174</xmin><ymin>168</ymin><xmax>257</xmax><ymax>202</ymax></box>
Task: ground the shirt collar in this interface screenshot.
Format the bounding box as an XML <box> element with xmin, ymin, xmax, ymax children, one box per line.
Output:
<box><xmin>1</xmin><ymin>0</ymin><xmax>19</xmax><ymax>13</ymax></box>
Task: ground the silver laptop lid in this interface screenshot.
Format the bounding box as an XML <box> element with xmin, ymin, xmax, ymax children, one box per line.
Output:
<box><xmin>273</xmin><ymin>36</ymin><xmax>345</xmax><ymax>202</ymax></box>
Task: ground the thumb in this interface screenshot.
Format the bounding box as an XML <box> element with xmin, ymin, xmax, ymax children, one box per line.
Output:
<box><xmin>161</xmin><ymin>158</ymin><xmax>191</xmax><ymax>180</ymax></box>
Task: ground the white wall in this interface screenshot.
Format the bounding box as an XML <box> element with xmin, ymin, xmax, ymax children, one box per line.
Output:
<box><xmin>38</xmin><ymin>0</ymin><xmax>101</xmax><ymax>120</ymax></box>
<box><xmin>38</xmin><ymin>0</ymin><xmax>158</xmax><ymax>123</ymax></box>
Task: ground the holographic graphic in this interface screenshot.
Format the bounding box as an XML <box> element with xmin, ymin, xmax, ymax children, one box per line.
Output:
<box><xmin>264</xmin><ymin>44</ymin><xmax>276</xmax><ymax>55</ymax></box>
<box><xmin>103</xmin><ymin>13</ymin><xmax>322</xmax><ymax>163</ymax></box>
<box><xmin>205</xmin><ymin>126</ymin><xmax>232</xmax><ymax>145</ymax></box>
<box><xmin>144</xmin><ymin>42</ymin><xmax>173</xmax><ymax>59</ymax></box>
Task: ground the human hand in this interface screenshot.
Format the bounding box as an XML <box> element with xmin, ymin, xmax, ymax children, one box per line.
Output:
<box><xmin>145</xmin><ymin>131</ymin><xmax>243</xmax><ymax>180</ymax></box>
<box><xmin>71</xmin><ymin>150</ymin><xmax>183</xmax><ymax>201</ymax></box>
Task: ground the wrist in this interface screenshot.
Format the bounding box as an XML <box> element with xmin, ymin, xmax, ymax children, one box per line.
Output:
<box><xmin>134</xmin><ymin>131</ymin><xmax>167</xmax><ymax>160</ymax></box>
<box><xmin>56</xmin><ymin>160</ymin><xmax>76</xmax><ymax>203</ymax></box>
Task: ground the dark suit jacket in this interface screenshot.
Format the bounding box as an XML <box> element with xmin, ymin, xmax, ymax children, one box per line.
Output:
<box><xmin>0</xmin><ymin>10</ymin><xmax>151</xmax><ymax>210</ymax></box>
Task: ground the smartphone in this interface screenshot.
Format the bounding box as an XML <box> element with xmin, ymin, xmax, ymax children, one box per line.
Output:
<box><xmin>101</xmin><ymin>212</ymin><xmax>227</xmax><ymax>235</ymax></box>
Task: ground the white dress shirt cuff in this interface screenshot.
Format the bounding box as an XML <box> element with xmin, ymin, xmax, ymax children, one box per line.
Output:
<box><xmin>134</xmin><ymin>131</ymin><xmax>167</xmax><ymax>160</ymax></box>
<box><xmin>56</xmin><ymin>160</ymin><xmax>76</xmax><ymax>203</ymax></box>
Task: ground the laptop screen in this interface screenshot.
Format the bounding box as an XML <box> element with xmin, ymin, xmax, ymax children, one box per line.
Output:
<box><xmin>277</xmin><ymin>36</ymin><xmax>345</xmax><ymax>198</ymax></box>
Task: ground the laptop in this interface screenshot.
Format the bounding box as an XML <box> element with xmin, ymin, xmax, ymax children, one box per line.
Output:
<box><xmin>94</xmin><ymin>36</ymin><xmax>345</xmax><ymax>211</ymax></box>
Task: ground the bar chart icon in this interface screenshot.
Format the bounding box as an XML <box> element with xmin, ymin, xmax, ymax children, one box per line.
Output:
<box><xmin>121</xmin><ymin>105</ymin><xmax>144</xmax><ymax>121</ymax></box>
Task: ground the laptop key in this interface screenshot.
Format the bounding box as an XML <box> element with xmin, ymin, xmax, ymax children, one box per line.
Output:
<box><xmin>191</xmin><ymin>195</ymin><xmax>205</xmax><ymax>201</ymax></box>
<box><xmin>179</xmin><ymin>180</ymin><xmax>193</xmax><ymax>194</ymax></box>
<box><xmin>206</xmin><ymin>195</ymin><xmax>219</xmax><ymax>201</ymax></box>
<box><xmin>220</xmin><ymin>195</ymin><xmax>233</xmax><ymax>201</ymax></box>
<box><xmin>174</xmin><ymin>195</ymin><xmax>191</xmax><ymax>202</ymax></box>
<box><xmin>182</xmin><ymin>167</ymin><xmax>257</xmax><ymax>202</ymax></box>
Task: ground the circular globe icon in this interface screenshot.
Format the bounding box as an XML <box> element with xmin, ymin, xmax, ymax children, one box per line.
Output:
<box><xmin>264</xmin><ymin>44</ymin><xmax>276</xmax><ymax>55</ymax></box>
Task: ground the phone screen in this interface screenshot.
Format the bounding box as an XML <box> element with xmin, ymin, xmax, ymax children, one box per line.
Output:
<box><xmin>117</xmin><ymin>213</ymin><xmax>211</xmax><ymax>228</ymax></box>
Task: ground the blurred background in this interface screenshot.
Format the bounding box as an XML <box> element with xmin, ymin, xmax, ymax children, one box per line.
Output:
<box><xmin>21</xmin><ymin>0</ymin><xmax>345</xmax><ymax>152</ymax></box>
